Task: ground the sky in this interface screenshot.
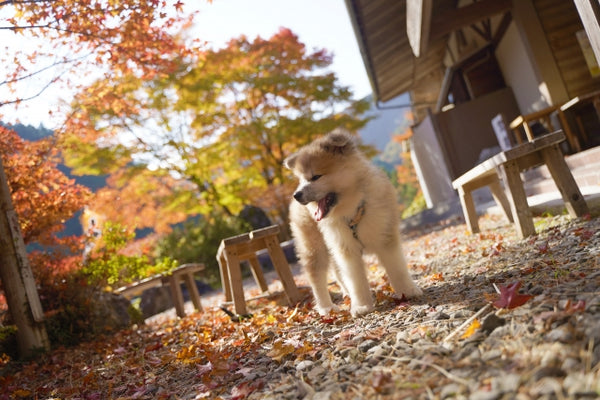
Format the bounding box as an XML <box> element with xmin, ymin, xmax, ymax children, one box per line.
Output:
<box><xmin>0</xmin><ymin>0</ymin><xmax>372</xmax><ymax>129</ymax></box>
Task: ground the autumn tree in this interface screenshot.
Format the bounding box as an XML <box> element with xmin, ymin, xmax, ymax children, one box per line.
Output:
<box><xmin>61</xmin><ymin>28</ymin><xmax>370</xmax><ymax>227</ymax></box>
<box><xmin>0</xmin><ymin>0</ymin><xmax>199</xmax><ymax>357</ymax></box>
<box><xmin>0</xmin><ymin>128</ymin><xmax>90</xmax><ymax>247</ymax></box>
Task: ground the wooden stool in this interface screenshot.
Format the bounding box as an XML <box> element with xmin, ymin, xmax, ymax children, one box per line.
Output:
<box><xmin>217</xmin><ymin>225</ymin><xmax>300</xmax><ymax>316</ymax></box>
<box><xmin>452</xmin><ymin>131</ymin><xmax>589</xmax><ymax>238</ymax></box>
<box><xmin>115</xmin><ymin>263</ymin><xmax>205</xmax><ymax>318</ymax></box>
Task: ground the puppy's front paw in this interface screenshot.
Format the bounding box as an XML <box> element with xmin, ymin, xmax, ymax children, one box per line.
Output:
<box><xmin>350</xmin><ymin>303</ymin><xmax>374</xmax><ymax>317</ymax></box>
<box><xmin>316</xmin><ymin>304</ymin><xmax>340</xmax><ymax>316</ymax></box>
<box><xmin>402</xmin><ymin>284</ymin><xmax>423</xmax><ymax>298</ymax></box>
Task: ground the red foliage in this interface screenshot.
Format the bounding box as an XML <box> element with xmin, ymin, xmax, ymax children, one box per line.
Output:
<box><xmin>492</xmin><ymin>282</ymin><xmax>533</xmax><ymax>309</ymax></box>
<box><xmin>0</xmin><ymin>126</ymin><xmax>91</xmax><ymax>246</ymax></box>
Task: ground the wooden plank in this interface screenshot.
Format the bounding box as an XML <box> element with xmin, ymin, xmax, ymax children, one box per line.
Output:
<box><xmin>574</xmin><ymin>0</ymin><xmax>600</xmax><ymax>67</ymax></box>
<box><xmin>264</xmin><ymin>236</ymin><xmax>301</xmax><ymax>304</ymax></box>
<box><xmin>406</xmin><ymin>0</ymin><xmax>432</xmax><ymax>57</ymax></box>
<box><xmin>430</xmin><ymin>0</ymin><xmax>512</xmax><ymax>41</ymax></box>
<box><xmin>217</xmin><ymin>249</ymin><xmax>233</xmax><ymax>303</ymax></box>
<box><xmin>249</xmin><ymin>225</ymin><xmax>280</xmax><ymax>239</ymax></box>
<box><xmin>457</xmin><ymin>186</ymin><xmax>480</xmax><ymax>234</ymax></box>
<box><xmin>489</xmin><ymin>178</ymin><xmax>514</xmax><ymax>223</ymax></box>
<box><xmin>247</xmin><ymin>255</ymin><xmax>269</xmax><ymax>293</ymax></box>
<box><xmin>182</xmin><ymin>272</ymin><xmax>203</xmax><ymax>312</ymax></box>
<box><xmin>167</xmin><ymin>274</ymin><xmax>186</xmax><ymax>318</ymax></box>
<box><xmin>223</xmin><ymin>248</ymin><xmax>248</xmax><ymax>316</ymax></box>
<box><xmin>497</xmin><ymin>159</ymin><xmax>535</xmax><ymax>238</ymax></box>
<box><xmin>540</xmin><ymin>144</ymin><xmax>589</xmax><ymax>217</ymax></box>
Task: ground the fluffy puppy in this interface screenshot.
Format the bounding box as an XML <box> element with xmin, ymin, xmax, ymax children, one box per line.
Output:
<box><xmin>284</xmin><ymin>131</ymin><xmax>422</xmax><ymax>316</ymax></box>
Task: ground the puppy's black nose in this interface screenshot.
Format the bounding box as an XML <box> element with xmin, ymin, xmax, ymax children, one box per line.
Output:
<box><xmin>293</xmin><ymin>192</ymin><xmax>303</xmax><ymax>202</ymax></box>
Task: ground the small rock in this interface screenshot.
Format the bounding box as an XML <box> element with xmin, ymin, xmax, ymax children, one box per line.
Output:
<box><xmin>313</xmin><ymin>391</ymin><xmax>333</xmax><ymax>400</ymax></box>
<box><xmin>532</xmin><ymin>366</ymin><xmax>566</xmax><ymax>381</ymax></box>
<box><xmin>481</xmin><ymin>349</ymin><xmax>502</xmax><ymax>362</ymax></box>
<box><xmin>480</xmin><ymin>314</ymin><xmax>505</xmax><ymax>334</ymax></box>
<box><xmin>440</xmin><ymin>383</ymin><xmax>465</xmax><ymax>399</ymax></box>
<box><xmin>469</xmin><ymin>388</ymin><xmax>502</xmax><ymax>400</ymax></box>
<box><xmin>529</xmin><ymin>377</ymin><xmax>562</xmax><ymax>396</ymax></box>
<box><xmin>545</xmin><ymin>325</ymin><xmax>574</xmax><ymax>343</ymax></box>
<box><xmin>358</xmin><ymin>339</ymin><xmax>377</xmax><ymax>353</ymax></box>
<box><xmin>452</xmin><ymin>309</ymin><xmax>474</xmax><ymax>319</ymax></box>
<box><xmin>295</xmin><ymin>360</ymin><xmax>314</xmax><ymax>371</ymax></box>
<box><xmin>491</xmin><ymin>373</ymin><xmax>520</xmax><ymax>393</ymax></box>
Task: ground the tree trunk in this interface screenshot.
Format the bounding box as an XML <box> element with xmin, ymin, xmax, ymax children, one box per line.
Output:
<box><xmin>0</xmin><ymin>156</ymin><xmax>50</xmax><ymax>358</ymax></box>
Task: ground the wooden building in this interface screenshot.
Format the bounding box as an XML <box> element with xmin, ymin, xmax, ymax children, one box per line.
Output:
<box><xmin>346</xmin><ymin>0</ymin><xmax>600</xmax><ymax>207</ymax></box>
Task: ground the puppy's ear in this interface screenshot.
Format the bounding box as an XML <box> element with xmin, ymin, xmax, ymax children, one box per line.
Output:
<box><xmin>283</xmin><ymin>153</ymin><xmax>297</xmax><ymax>170</ymax></box>
<box><xmin>321</xmin><ymin>131</ymin><xmax>355</xmax><ymax>155</ymax></box>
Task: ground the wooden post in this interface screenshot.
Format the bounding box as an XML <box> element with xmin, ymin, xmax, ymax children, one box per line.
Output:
<box><xmin>574</xmin><ymin>0</ymin><xmax>600</xmax><ymax>64</ymax></box>
<box><xmin>0</xmin><ymin>157</ymin><xmax>50</xmax><ymax>357</ymax></box>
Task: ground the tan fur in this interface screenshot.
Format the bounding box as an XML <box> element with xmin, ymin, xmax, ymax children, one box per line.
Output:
<box><xmin>285</xmin><ymin>131</ymin><xmax>422</xmax><ymax>316</ymax></box>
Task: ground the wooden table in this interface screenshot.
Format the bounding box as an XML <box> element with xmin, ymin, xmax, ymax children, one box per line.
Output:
<box><xmin>217</xmin><ymin>225</ymin><xmax>300</xmax><ymax>316</ymax></box>
<box><xmin>452</xmin><ymin>131</ymin><xmax>588</xmax><ymax>238</ymax></box>
<box><xmin>115</xmin><ymin>263</ymin><xmax>205</xmax><ymax>318</ymax></box>
<box><xmin>559</xmin><ymin>89</ymin><xmax>600</xmax><ymax>151</ymax></box>
<box><xmin>510</xmin><ymin>106</ymin><xmax>580</xmax><ymax>153</ymax></box>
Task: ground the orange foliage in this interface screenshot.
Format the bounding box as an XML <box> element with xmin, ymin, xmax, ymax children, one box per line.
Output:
<box><xmin>0</xmin><ymin>126</ymin><xmax>91</xmax><ymax>247</ymax></box>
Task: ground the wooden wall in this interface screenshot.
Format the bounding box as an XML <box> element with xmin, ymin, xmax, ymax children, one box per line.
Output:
<box><xmin>533</xmin><ymin>0</ymin><xmax>600</xmax><ymax>97</ymax></box>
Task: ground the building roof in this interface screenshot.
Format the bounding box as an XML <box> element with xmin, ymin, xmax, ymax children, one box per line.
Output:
<box><xmin>344</xmin><ymin>0</ymin><xmax>512</xmax><ymax>104</ymax></box>
<box><xmin>344</xmin><ymin>0</ymin><xmax>454</xmax><ymax>103</ymax></box>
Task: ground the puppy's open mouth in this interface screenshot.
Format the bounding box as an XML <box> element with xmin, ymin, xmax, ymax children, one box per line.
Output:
<box><xmin>314</xmin><ymin>192</ymin><xmax>337</xmax><ymax>221</ymax></box>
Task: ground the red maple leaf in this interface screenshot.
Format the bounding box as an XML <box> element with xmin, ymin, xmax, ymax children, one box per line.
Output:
<box><xmin>492</xmin><ymin>282</ymin><xmax>533</xmax><ymax>309</ymax></box>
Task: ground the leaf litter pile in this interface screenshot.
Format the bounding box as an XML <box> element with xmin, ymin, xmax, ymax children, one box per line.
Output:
<box><xmin>2</xmin><ymin>212</ymin><xmax>600</xmax><ymax>399</ymax></box>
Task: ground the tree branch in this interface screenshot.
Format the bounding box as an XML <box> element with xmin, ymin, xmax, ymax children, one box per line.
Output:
<box><xmin>0</xmin><ymin>53</ymin><xmax>89</xmax><ymax>86</ymax></box>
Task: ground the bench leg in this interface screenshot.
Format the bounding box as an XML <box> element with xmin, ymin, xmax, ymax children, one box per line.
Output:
<box><xmin>497</xmin><ymin>160</ymin><xmax>535</xmax><ymax>238</ymax></box>
<box><xmin>167</xmin><ymin>276</ymin><xmax>186</xmax><ymax>318</ymax></box>
<box><xmin>182</xmin><ymin>272</ymin><xmax>203</xmax><ymax>312</ymax></box>
<box><xmin>457</xmin><ymin>186</ymin><xmax>480</xmax><ymax>234</ymax></box>
<box><xmin>541</xmin><ymin>145</ymin><xmax>589</xmax><ymax>218</ymax></box>
<box><xmin>217</xmin><ymin>251</ymin><xmax>233</xmax><ymax>303</ymax></box>
<box><xmin>248</xmin><ymin>255</ymin><xmax>269</xmax><ymax>293</ymax></box>
<box><xmin>489</xmin><ymin>178</ymin><xmax>514</xmax><ymax>223</ymax></box>
<box><xmin>264</xmin><ymin>236</ymin><xmax>301</xmax><ymax>305</ymax></box>
<box><xmin>223</xmin><ymin>249</ymin><xmax>248</xmax><ymax>316</ymax></box>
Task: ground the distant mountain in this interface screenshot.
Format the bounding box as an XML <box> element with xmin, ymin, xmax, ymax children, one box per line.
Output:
<box><xmin>358</xmin><ymin>93</ymin><xmax>412</xmax><ymax>171</ymax></box>
<box><xmin>1</xmin><ymin>122</ymin><xmax>53</xmax><ymax>141</ymax></box>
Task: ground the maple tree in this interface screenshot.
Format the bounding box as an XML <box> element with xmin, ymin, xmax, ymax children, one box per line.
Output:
<box><xmin>0</xmin><ymin>0</ymin><xmax>195</xmax><ymax>113</ymax></box>
<box><xmin>60</xmin><ymin>28</ymin><xmax>370</xmax><ymax>227</ymax></box>
<box><xmin>0</xmin><ymin>0</ymin><xmax>202</xmax><ymax>356</ymax></box>
<box><xmin>0</xmin><ymin>127</ymin><xmax>91</xmax><ymax>247</ymax></box>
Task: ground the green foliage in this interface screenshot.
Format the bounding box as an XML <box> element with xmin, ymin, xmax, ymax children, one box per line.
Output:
<box><xmin>155</xmin><ymin>213</ymin><xmax>252</xmax><ymax>287</ymax></box>
<box><xmin>60</xmin><ymin>28</ymin><xmax>370</xmax><ymax>228</ymax></box>
<box><xmin>82</xmin><ymin>222</ymin><xmax>177</xmax><ymax>287</ymax></box>
<box><xmin>402</xmin><ymin>192</ymin><xmax>427</xmax><ymax>219</ymax></box>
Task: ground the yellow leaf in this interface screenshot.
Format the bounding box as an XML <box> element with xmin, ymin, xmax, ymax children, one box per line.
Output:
<box><xmin>267</xmin><ymin>340</ymin><xmax>295</xmax><ymax>362</ymax></box>
<box><xmin>461</xmin><ymin>318</ymin><xmax>481</xmax><ymax>339</ymax></box>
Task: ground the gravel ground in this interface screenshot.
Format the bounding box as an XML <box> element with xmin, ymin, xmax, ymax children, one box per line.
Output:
<box><xmin>3</xmin><ymin>207</ymin><xmax>599</xmax><ymax>400</ymax></box>
<box><xmin>208</xmin><ymin>210</ymin><xmax>600</xmax><ymax>399</ymax></box>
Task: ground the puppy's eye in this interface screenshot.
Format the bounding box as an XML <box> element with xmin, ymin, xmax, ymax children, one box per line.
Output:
<box><xmin>310</xmin><ymin>174</ymin><xmax>322</xmax><ymax>182</ymax></box>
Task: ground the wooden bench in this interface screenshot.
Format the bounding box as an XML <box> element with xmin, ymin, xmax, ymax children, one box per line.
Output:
<box><xmin>217</xmin><ymin>225</ymin><xmax>300</xmax><ymax>316</ymax></box>
<box><xmin>452</xmin><ymin>131</ymin><xmax>589</xmax><ymax>238</ymax></box>
<box><xmin>115</xmin><ymin>263</ymin><xmax>205</xmax><ymax>318</ymax></box>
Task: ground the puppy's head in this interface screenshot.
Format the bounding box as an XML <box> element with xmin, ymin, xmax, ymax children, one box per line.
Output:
<box><xmin>284</xmin><ymin>131</ymin><xmax>357</xmax><ymax>221</ymax></box>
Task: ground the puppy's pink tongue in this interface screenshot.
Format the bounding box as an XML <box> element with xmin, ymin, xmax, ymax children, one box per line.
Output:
<box><xmin>314</xmin><ymin>197</ymin><xmax>327</xmax><ymax>221</ymax></box>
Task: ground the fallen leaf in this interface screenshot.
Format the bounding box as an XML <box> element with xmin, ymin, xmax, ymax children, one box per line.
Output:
<box><xmin>492</xmin><ymin>282</ymin><xmax>533</xmax><ymax>309</ymax></box>
<box><xmin>461</xmin><ymin>318</ymin><xmax>481</xmax><ymax>339</ymax></box>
